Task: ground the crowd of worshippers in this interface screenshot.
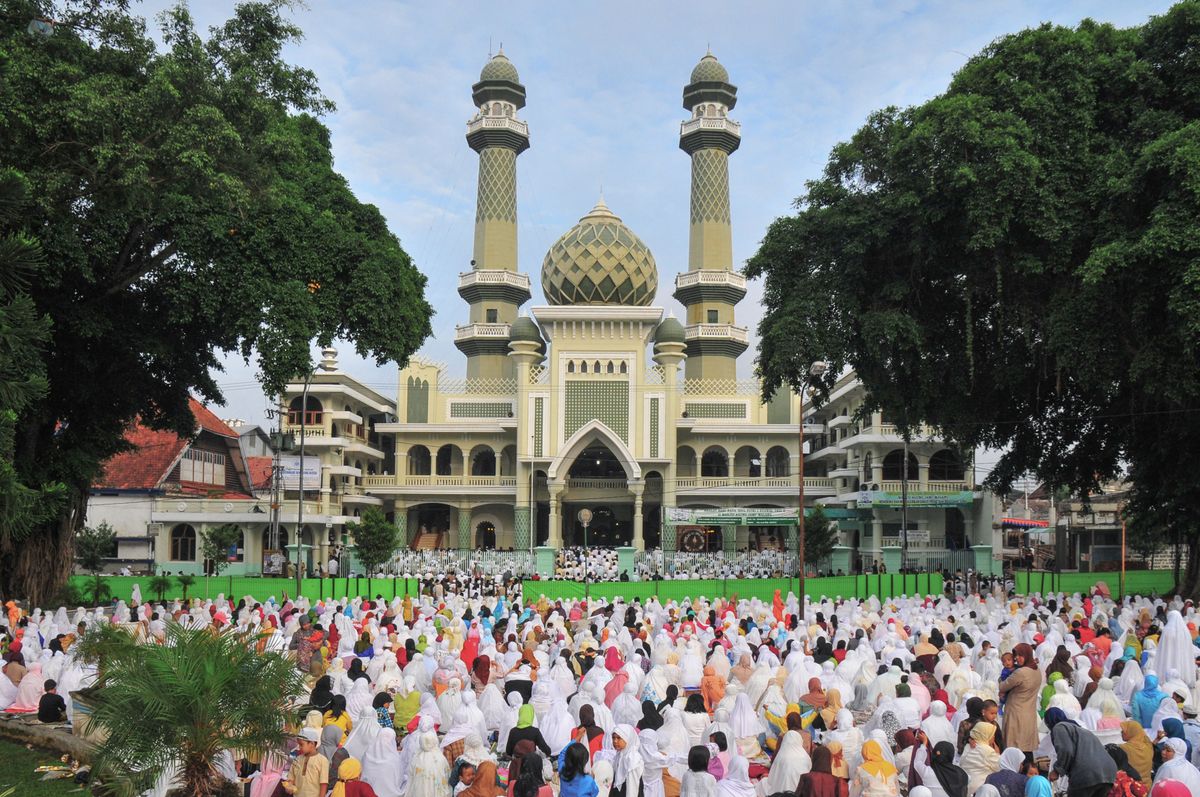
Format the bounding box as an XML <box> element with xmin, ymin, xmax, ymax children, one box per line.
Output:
<box><xmin>5</xmin><ymin>587</ymin><xmax>1200</xmax><ymax>797</ymax></box>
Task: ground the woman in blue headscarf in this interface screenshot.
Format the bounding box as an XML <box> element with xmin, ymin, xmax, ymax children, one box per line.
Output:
<box><xmin>1132</xmin><ymin>674</ymin><xmax>1168</xmax><ymax>728</ymax></box>
<box><xmin>1162</xmin><ymin>716</ymin><xmax>1193</xmax><ymax>761</ymax></box>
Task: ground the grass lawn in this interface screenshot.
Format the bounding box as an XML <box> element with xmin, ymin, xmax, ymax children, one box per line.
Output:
<box><xmin>0</xmin><ymin>739</ymin><xmax>89</xmax><ymax>796</ymax></box>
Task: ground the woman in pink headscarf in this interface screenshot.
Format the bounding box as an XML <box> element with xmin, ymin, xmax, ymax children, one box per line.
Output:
<box><xmin>9</xmin><ymin>662</ymin><xmax>44</xmax><ymax>713</ymax></box>
<box><xmin>603</xmin><ymin>648</ymin><xmax>629</xmax><ymax>707</ymax></box>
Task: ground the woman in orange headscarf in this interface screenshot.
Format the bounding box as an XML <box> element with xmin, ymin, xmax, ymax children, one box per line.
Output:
<box><xmin>851</xmin><ymin>739</ymin><xmax>899</xmax><ymax>796</ymax></box>
<box><xmin>700</xmin><ymin>666</ymin><xmax>725</xmax><ymax>712</ymax></box>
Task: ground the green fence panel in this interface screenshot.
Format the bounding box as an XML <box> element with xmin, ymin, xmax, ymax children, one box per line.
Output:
<box><xmin>1011</xmin><ymin>569</ymin><xmax>1177</xmax><ymax>598</ymax></box>
<box><xmin>520</xmin><ymin>574</ymin><xmax>949</xmax><ymax>604</ymax></box>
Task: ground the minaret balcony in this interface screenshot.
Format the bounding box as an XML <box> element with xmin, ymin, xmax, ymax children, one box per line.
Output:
<box><xmin>467</xmin><ymin>115</ymin><xmax>530</xmax><ymax>153</ymax></box>
<box><xmin>674</xmin><ymin>270</ymin><xmax>747</xmax><ymax>305</ymax></box>
<box><xmin>679</xmin><ymin>117</ymin><xmax>741</xmax><ymax>155</ymax></box>
<box><xmin>684</xmin><ymin>323</ymin><xmax>749</xmax><ymax>359</ymax></box>
<box><xmin>454</xmin><ymin>322</ymin><xmax>513</xmax><ymax>357</ymax></box>
<box><xmin>458</xmin><ymin>270</ymin><xmax>532</xmax><ymax>306</ymax></box>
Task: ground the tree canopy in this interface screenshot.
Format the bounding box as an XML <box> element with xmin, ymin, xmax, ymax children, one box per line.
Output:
<box><xmin>347</xmin><ymin>506</ymin><xmax>400</xmax><ymax>576</ymax></box>
<box><xmin>747</xmin><ymin>4</ymin><xmax>1200</xmax><ymax>594</ymax></box>
<box><xmin>0</xmin><ymin>1</ymin><xmax>432</xmax><ymax>602</ymax></box>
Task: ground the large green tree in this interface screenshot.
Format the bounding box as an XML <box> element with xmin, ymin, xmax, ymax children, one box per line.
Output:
<box><xmin>0</xmin><ymin>1</ymin><xmax>432</xmax><ymax>603</ymax></box>
<box><xmin>748</xmin><ymin>5</ymin><xmax>1200</xmax><ymax>595</ymax></box>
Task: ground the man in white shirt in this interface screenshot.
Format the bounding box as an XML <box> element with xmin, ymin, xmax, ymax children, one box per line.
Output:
<box><xmin>326</xmin><ymin>555</ymin><xmax>339</xmax><ymax>577</ymax></box>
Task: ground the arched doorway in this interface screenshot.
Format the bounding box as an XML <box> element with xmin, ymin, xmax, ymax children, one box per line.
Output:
<box><xmin>476</xmin><ymin>521</ymin><xmax>496</xmax><ymax>549</ymax></box>
<box><xmin>566</xmin><ymin>443</ymin><xmax>628</xmax><ymax>479</ymax></box>
<box><xmin>411</xmin><ymin>504</ymin><xmax>453</xmax><ymax>548</ymax></box>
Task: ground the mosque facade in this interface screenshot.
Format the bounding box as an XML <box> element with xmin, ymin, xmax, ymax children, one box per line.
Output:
<box><xmin>274</xmin><ymin>51</ymin><xmax>997</xmax><ymax>576</ymax></box>
<box><xmin>90</xmin><ymin>52</ymin><xmax>997</xmax><ymax>577</ymax></box>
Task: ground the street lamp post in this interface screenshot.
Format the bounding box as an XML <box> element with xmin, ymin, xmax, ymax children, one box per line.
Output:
<box><xmin>798</xmin><ymin>360</ymin><xmax>829</xmax><ymax>603</ymax></box>
<box><xmin>295</xmin><ymin>369</ymin><xmax>315</xmax><ymax>597</ymax></box>
<box><xmin>578</xmin><ymin>508</ymin><xmax>593</xmax><ymax>602</ymax></box>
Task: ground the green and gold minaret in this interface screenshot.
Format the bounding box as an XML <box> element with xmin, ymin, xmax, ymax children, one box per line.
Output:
<box><xmin>456</xmin><ymin>50</ymin><xmax>533</xmax><ymax>381</ymax></box>
<box><xmin>674</xmin><ymin>51</ymin><xmax>748</xmax><ymax>381</ymax></box>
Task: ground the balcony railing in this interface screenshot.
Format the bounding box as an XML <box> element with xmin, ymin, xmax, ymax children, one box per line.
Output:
<box><xmin>455</xmin><ymin>322</ymin><xmax>511</xmax><ymax>341</ymax></box>
<box><xmin>362</xmin><ymin>474</ymin><xmax>518</xmax><ymax>488</ymax></box>
<box><xmin>679</xmin><ymin>117</ymin><xmax>742</xmax><ymax>137</ymax></box>
<box><xmin>458</xmin><ymin>270</ymin><xmax>531</xmax><ymax>291</ymax></box>
<box><xmin>876</xmin><ymin>480</ymin><xmax>971</xmax><ymax>493</ymax></box>
<box><xmin>466</xmin><ymin>115</ymin><xmax>529</xmax><ymax>137</ymax></box>
<box><xmin>674</xmin><ymin>271</ymin><xmax>747</xmax><ymax>290</ymax></box>
<box><xmin>675</xmin><ymin>476</ymin><xmax>833</xmax><ymax>490</ymax></box>
<box><xmin>683</xmin><ymin>323</ymin><xmax>750</xmax><ymax>344</ymax></box>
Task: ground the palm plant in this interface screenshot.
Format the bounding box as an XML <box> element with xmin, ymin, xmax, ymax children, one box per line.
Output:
<box><xmin>176</xmin><ymin>574</ymin><xmax>196</xmax><ymax>601</ymax></box>
<box><xmin>149</xmin><ymin>574</ymin><xmax>173</xmax><ymax>603</ymax></box>
<box><xmin>75</xmin><ymin>623</ymin><xmax>306</xmax><ymax>797</ymax></box>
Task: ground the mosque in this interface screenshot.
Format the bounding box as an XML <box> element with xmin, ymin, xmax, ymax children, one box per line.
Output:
<box><xmin>92</xmin><ymin>51</ymin><xmax>997</xmax><ymax>577</ymax></box>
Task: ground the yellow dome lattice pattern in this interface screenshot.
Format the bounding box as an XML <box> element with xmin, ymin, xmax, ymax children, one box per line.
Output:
<box><xmin>541</xmin><ymin>199</ymin><xmax>658</xmax><ymax>306</ymax></box>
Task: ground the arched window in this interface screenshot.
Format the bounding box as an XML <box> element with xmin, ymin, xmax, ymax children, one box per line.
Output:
<box><xmin>606</xmin><ymin>361</ymin><xmax>614</xmax><ymax>374</ymax></box>
<box><xmin>407</xmin><ymin>446</ymin><xmax>431</xmax><ymax>475</ymax></box>
<box><xmin>287</xmin><ymin>395</ymin><xmax>322</xmax><ymax>426</ymax></box>
<box><xmin>882</xmin><ymin>449</ymin><xmax>918</xmax><ymax>481</ymax></box>
<box><xmin>580</xmin><ymin>361</ymin><xmax>587</xmax><ymax>374</ymax></box>
<box><xmin>701</xmin><ymin>447</ymin><xmax>729</xmax><ymax>478</ymax></box>
<box><xmin>677</xmin><ymin>446</ymin><xmax>697</xmax><ymax>477</ymax></box>
<box><xmin>765</xmin><ymin>446</ymin><xmax>790</xmax><ymax>477</ymax></box>
<box><xmin>619</xmin><ymin>361</ymin><xmax>628</xmax><ymax>374</ymax></box>
<box><xmin>735</xmin><ymin>446</ymin><xmax>761</xmax><ymax>477</ymax></box>
<box><xmin>593</xmin><ymin>361</ymin><xmax>601</xmax><ymax>373</ymax></box>
<box><xmin>470</xmin><ymin>446</ymin><xmax>496</xmax><ymax>476</ymax></box>
<box><xmin>929</xmin><ymin>449</ymin><xmax>966</xmax><ymax>481</ymax></box>
<box><xmin>170</xmin><ymin>524</ymin><xmax>196</xmax><ymax>561</ymax></box>
<box><xmin>568</xmin><ymin>361</ymin><xmax>575</xmax><ymax>373</ymax></box>
<box><xmin>436</xmin><ymin>445</ymin><xmax>462</xmax><ymax>476</ymax></box>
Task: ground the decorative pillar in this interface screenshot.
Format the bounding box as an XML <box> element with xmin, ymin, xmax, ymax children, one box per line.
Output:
<box><xmin>871</xmin><ymin>463</ymin><xmax>884</xmax><ymax>488</ymax></box>
<box><xmin>722</xmin><ymin>525</ymin><xmax>736</xmax><ymax>555</ymax></box>
<box><xmin>513</xmin><ymin>507</ymin><xmax>531</xmax><ymax>554</ymax></box>
<box><xmin>457</xmin><ymin>506</ymin><xmax>472</xmax><ymax>551</ymax></box>
<box><xmin>871</xmin><ymin>517</ymin><xmax>884</xmax><ymax>554</ymax></box>
<box><xmin>830</xmin><ymin>545</ymin><xmax>852</xmax><ymax>575</ymax></box>
<box><xmin>394</xmin><ymin>502</ymin><xmax>408</xmax><ymax>546</ymax></box>
<box><xmin>918</xmin><ymin>461</ymin><xmax>930</xmax><ymax>490</ymax></box>
<box><xmin>546</xmin><ymin>482</ymin><xmax>564</xmax><ymax>548</ymax></box>
<box><xmin>631</xmin><ymin>482</ymin><xmax>645</xmax><ymax>551</ymax></box>
<box><xmin>971</xmin><ymin>544</ymin><xmax>995</xmax><ymax>577</ymax></box>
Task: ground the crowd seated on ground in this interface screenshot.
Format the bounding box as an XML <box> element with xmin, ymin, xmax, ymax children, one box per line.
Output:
<box><xmin>5</xmin><ymin>576</ymin><xmax>1200</xmax><ymax>797</ymax></box>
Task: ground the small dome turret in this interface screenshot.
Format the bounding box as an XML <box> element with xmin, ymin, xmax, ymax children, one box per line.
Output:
<box><xmin>690</xmin><ymin>52</ymin><xmax>729</xmax><ymax>84</ymax></box>
<box><xmin>654</xmin><ymin>317</ymin><xmax>686</xmax><ymax>345</ymax></box>
<box><xmin>480</xmin><ymin>49</ymin><xmax>520</xmax><ymax>83</ymax></box>
<box><xmin>509</xmin><ymin>315</ymin><xmax>542</xmax><ymax>343</ymax></box>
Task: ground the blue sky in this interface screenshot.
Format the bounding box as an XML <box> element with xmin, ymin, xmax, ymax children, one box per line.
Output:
<box><xmin>141</xmin><ymin>0</ymin><xmax>1175</xmax><ymax>428</ymax></box>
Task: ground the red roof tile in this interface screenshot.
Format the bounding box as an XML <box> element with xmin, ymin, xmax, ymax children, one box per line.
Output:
<box><xmin>188</xmin><ymin>398</ymin><xmax>238</xmax><ymax>438</ymax></box>
<box><xmin>95</xmin><ymin>397</ymin><xmax>243</xmax><ymax>491</ymax></box>
<box><xmin>97</xmin><ymin>427</ymin><xmax>187</xmax><ymax>490</ymax></box>
<box><xmin>246</xmin><ymin>456</ymin><xmax>275</xmax><ymax>491</ymax></box>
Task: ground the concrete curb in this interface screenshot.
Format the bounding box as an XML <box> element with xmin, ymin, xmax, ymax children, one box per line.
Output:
<box><xmin>0</xmin><ymin>716</ymin><xmax>94</xmax><ymax>763</ymax></box>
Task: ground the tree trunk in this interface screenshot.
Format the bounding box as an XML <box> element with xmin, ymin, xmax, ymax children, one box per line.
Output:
<box><xmin>0</xmin><ymin>487</ymin><xmax>84</xmax><ymax>606</ymax></box>
<box><xmin>1176</xmin><ymin>538</ymin><xmax>1200</xmax><ymax>601</ymax></box>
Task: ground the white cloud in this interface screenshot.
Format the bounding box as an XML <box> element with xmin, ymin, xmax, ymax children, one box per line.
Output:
<box><xmin>129</xmin><ymin>0</ymin><xmax>1173</xmax><ymax>422</ymax></box>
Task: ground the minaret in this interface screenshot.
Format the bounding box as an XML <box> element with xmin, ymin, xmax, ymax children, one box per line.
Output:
<box><xmin>674</xmin><ymin>51</ymin><xmax>747</xmax><ymax>381</ymax></box>
<box><xmin>456</xmin><ymin>49</ymin><xmax>532</xmax><ymax>381</ymax></box>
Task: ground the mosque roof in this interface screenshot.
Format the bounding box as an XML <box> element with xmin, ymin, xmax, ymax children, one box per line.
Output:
<box><xmin>690</xmin><ymin>52</ymin><xmax>729</xmax><ymax>84</ymax></box>
<box><xmin>540</xmin><ymin>198</ymin><xmax>658</xmax><ymax>307</ymax></box>
<box><xmin>480</xmin><ymin>49</ymin><xmax>520</xmax><ymax>83</ymax></box>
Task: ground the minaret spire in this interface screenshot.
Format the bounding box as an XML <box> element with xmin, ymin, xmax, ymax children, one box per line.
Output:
<box><xmin>456</xmin><ymin>50</ymin><xmax>533</xmax><ymax>381</ymax></box>
<box><xmin>674</xmin><ymin>51</ymin><xmax>747</xmax><ymax>381</ymax></box>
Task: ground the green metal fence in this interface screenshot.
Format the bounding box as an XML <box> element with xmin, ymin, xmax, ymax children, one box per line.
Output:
<box><xmin>522</xmin><ymin>573</ymin><xmax>944</xmax><ymax>603</ymax></box>
<box><xmin>1012</xmin><ymin>569</ymin><xmax>1177</xmax><ymax>598</ymax></box>
<box><xmin>69</xmin><ymin>575</ymin><xmax>422</xmax><ymax>604</ymax></box>
<box><xmin>68</xmin><ymin>569</ymin><xmax>1181</xmax><ymax>608</ymax></box>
